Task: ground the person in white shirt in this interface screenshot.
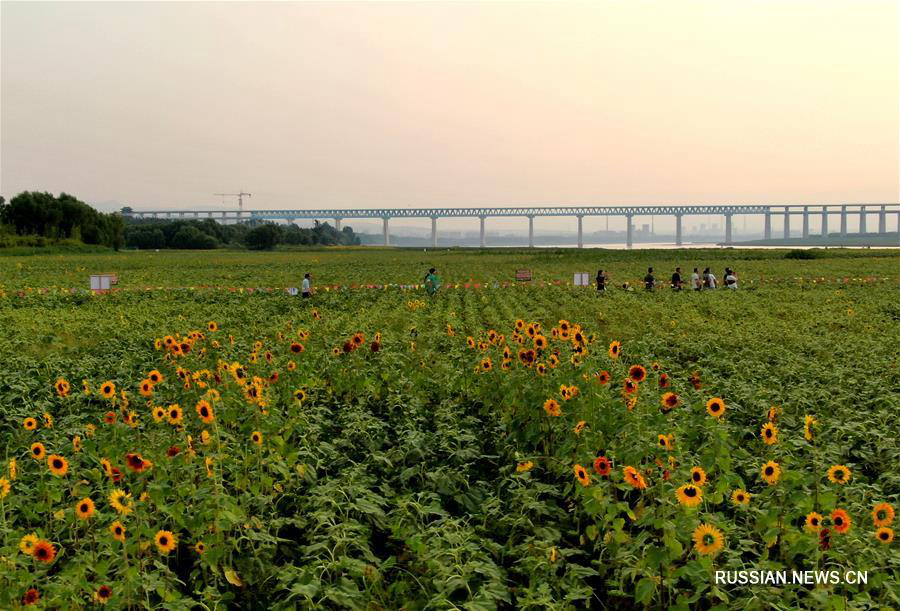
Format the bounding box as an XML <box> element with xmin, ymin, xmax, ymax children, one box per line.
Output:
<box><xmin>691</xmin><ymin>267</ymin><xmax>701</xmax><ymax>291</ymax></box>
<box><xmin>302</xmin><ymin>273</ymin><xmax>312</xmax><ymax>298</ymax></box>
<box><xmin>725</xmin><ymin>268</ymin><xmax>738</xmax><ymax>290</ymax></box>
<box><xmin>703</xmin><ymin>267</ymin><xmax>717</xmax><ymax>289</ymax></box>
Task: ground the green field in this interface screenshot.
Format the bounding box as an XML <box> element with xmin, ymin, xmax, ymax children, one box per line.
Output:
<box><xmin>1</xmin><ymin>248</ymin><xmax>898</xmax><ymax>609</ymax></box>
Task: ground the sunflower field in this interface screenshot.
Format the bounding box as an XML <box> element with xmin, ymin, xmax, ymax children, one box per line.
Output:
<box><xmin>0</xmin><ymin>248</ymin><xmax>898</xmax><ymax>609</ymax></box>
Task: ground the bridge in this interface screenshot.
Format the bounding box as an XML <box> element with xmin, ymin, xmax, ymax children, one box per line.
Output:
<box><xmin>123</xmin><ymin>203</ymin><xmax>900</xmax><ymax>248</ymax></box>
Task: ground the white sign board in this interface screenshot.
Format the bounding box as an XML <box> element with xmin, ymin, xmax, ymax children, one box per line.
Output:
<box><xmin>90</xmin><ymin>275</ymin><xmax>112</xmax><ymax>291</ymax></box>
<box><xmin>573</xmin><ymin>272</ymin><xmax>590</xmax><ymax>286</ymax></box>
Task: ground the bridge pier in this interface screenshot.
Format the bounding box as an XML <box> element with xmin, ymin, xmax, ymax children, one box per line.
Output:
<box><xmin>382</xmin><ymin>218</ymin><xmax>390</xmax><ymax>246</ymax></box>
<box><xmin>479</xmin><ymin>216</ymin><xmax>486</xmax><ymax>248</ymax></box>
<box><xmin>859</xmin><ymin>206</ymin><xmax>867</xmax><ymax>234</ymax></box>
<box><xmin>878</xmin><ymin>205</ymin><xmax>886</xmax><ymax>234</ymax></box>
<box><xmin>821</xmin><ymin>207</ymin><xmax>829</xmax><ymax>237</ymax></box>
<box><xmin>725</xmin><ymin>213</ymin><xmax>732</xmax><ymax>244</ymax></box>
<box><xmin>783</xmin><ymin>210</ymin><xmax>790</xmax><ymax>239</ymax></box>
<box><xmin>840</xmin><ymin>206</ymin><xmax>848</xmax><ymax>236</ymax></box>
<box><xmin>675</xmin><ymin>214</ymin><xmax>682</xmax><ymax>246</ymax></box>
<box><xmin>576</xmin><ymin>215</ymin><xmax>583</xmax><ymax>248</ymax></box>
<box><xmin>431</xmin><ymin>217</ymin><xmax>437</xmax><ymax>247</ymax></box>
<box><xmin>802</xmin><ymin>207</ymin><xmax>809</xmax><ymax>239</ymax></box>
<box><xmin>626</xmin><ymin>214</ymin><xmax>633</xmax><ymax>249</ymax></box>
<box><xmin>764</xmin><ymin>212</ymin><xmax>771</xmax><ymax>240</ymax></box>
<box><xmin>528</xmin><ymin>216</ymin><xmax>534</xmax><ymax>248</ymax></box>
<box><xmin>334</xmin><ymin>218</ymin><xmax>342</xmax><ymax>231</ymax></box>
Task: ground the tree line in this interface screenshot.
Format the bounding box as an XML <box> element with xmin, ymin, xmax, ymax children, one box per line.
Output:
<box><xmin>125</xmin><ymin>218</ymin><xmax>360</xmax><ymax>250</ymax></box>
<box><xmin>0</xmin><ymin>191</ymin><xmax>360</xmax><ymax>250</ymax></box>
<box><xmin>0</xmin><ymin>191</ymin><xmax>125</xmax><ymax>249</ymax></box>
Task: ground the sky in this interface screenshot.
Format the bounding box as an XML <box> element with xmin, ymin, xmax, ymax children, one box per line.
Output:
<box><xmin>1</xmin><ymin>1</ymin><xmax>898</xmax><ymax>235</ymax></box>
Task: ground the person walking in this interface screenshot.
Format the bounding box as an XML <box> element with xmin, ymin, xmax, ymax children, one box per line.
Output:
<box><xmin>705</xmin><ymin>267</ymin><xmax>718</xmax><ymax>289</ymax></box>
<box><xmin>424</xmin><ymin>268</ymin><xmax>441</xmax><ymax>296</ymax></box>
<box><xmin>671</xmin><ymin>267</ymin><xmax>683</xmax><ymax>291</ymax></box>
<box><xmin>596</xmin><ymin>269</ymin><xmax>607</xmax><ymax>292</ymax></box>
<box><xmin>301</xmin><ymin>273</ymin><xmax>312</xmax><ymax>298</ymax></box>
<box><xmin>725</xmin><ymin>268</ymin><xmax>738</xmax><ymax>289</ymax></box>
<box><xmin>644</xmin><ymin>267</ymin><xmax>655</xmax><ymax>291</ymax></box>
<box><xmin>691</xmin><ymin>267</ymin><xmax>701</xmax><ymax>291</ymax></box>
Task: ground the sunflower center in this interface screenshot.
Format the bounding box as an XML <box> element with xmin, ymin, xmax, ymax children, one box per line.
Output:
<box><xmin>765</xmin><ymin>467</ymin><xmax>773</xmax><ymax>475</ymax></box>
<box><xmin>686</xmin><ymin>487</ymin><xmax>696</xmax><ymax>497</ymax></box>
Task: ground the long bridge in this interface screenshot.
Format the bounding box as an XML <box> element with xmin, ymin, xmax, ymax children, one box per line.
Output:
<box><xmin>123</xmin><ymin>203</ymin><xmax>900</xmax><ymax>248</ymax></box>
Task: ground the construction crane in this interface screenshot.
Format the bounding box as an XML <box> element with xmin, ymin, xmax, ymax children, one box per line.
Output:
<box><xmin>214</xmin><ymin>191</ymin><xmax>252</xmax><ymax>213</ymax></box>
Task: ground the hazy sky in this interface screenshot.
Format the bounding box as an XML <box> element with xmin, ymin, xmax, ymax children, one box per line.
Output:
<box><xmin>2</xmin><ymin>1</ymin><xmax>898</xmax><ymax>227</ymax></box>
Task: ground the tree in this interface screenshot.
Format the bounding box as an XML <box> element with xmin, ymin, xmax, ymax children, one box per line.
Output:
<box><xmin>244</xmin><ymin>224</ymin><xmax>281</xmax><ymax>250</ymax></box>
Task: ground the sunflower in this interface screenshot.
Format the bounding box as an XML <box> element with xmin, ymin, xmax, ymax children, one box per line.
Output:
<box><xmin>195</xmin><ymin>541</ymin><xmax>207</xmax><ymax>554</ymax></box>
<box><xmin>573</xmin><ymin>464</ymin><xmax>591</xmax><ymax>487</ymax></box>
<box><xmin>289</xmin><ymin>342</ymin><xmax>304</xmax><ymax>354</ymax></box>
<box><xmin>47</xmin><ymin>454</ymin><xmax>68</xmax><ymax>476</ymax></box>
<box><xmin>479</xmin><ymin>358</ymin><xmax>493</xmax><ymax>372</ymax></box>
<box><xmin>55</xmin><ymin>378</ymin><xmax>70</xmax><ymax>397</ymax></box>
<box><xmin>200</xmin><ymin>430</ymin><xmax>211</xmax><ymax>445</ymax></box>
<box><xmin>705</xmin><ymin>397</ymin><xmax>725</xmax><ymax>418</ymax></box>
<box><xmin>676</xmin><ymin>484</ymin><xmax>703</xmax><ymax>507</ymax></box>
<box><xmin>690</xmin><ymin>467</ymin><xmax>708</xmax><ymax>487</ymax></box>
<box><xmin>0</xmin><ymin>477</ymin><xmax>10</xmax><ymax>499</ymax></box>
<box><xmin>516</xmin><ymin>460</ymin><xmax>534</xmax><ymax>473</ymax></box>
<box><xmin>94</xmin><ymin>585</ymin><xmax>112</xmax><ymax>604</ymax></box>
<box><xmin>154</xmin><ymin>530</ymin><xmax>177</xmax><ymax>554</ymax></box>
<box><xmin>466</xmin><ymin>337</ymin><xmax>476</xmax><ymax>349</ymax></box>
<box><xmin>30</xmin><ymin>442</ymin><xmax>46</xmax><ymax>461</ymax></box>
<box><xmin>293</xmin><ymin>388</ymin><xmax>308</xmax><ymax>403</ymax></box>
<box><xmin>32</xmin><ymin>540</ymin><xmax>56</xmax><ymax>564</ymax></box>
<box><xmin>534</xmin><ymin>335</ymin><xmax>548</xmax><ymax>350</ymax></box>
<box><xmin>761</xmin><ymin>422</ymin><xmax>778</xmax><ymax>445</ymax></box>
<box><xmin>623</xmin><ymin>466</ymin><xmax>647</xmax><ymax>489</ymax></box>
<box><xmin>608</xmin><ymin>341</ymin><xmax>621</xmax><ymax>359</ymax></box>
<box><xmin>74</xmin><ymin>497</ymin><xmax>95</xmax><ymax>520</ymax></box>
<box><xmin>658</xmin><ymin>373</ymin><xmax>670</xmax><ymax>389</ymax></box>
<box><xmin>831</xmin><ymin>509</ymin><xmax>851</xmax><ymax>534</ymax></box>
<box><xmin>804</xmin><ymin>414</ymin><xmax>817</xmax><ymax>441</ymax></box>
<box><xmin>20</xmin><ymin>533</ymin><xmax>38</xmax><ymax>555</ymax></box>
<box><xmin>167</xmin><ymin>405</ymin><xmax>184</xmax><ymax>425</ymax></box>
<box><xmin>125</xmin><ymin>453</ymin><xmax>152</xmax><ymax>473</ymax></box>
<box><xmin>148</xmin><ymin>370</ymin><xmax>164</xmax><ymax>384</ymax></box>
<box><xmin>543</xmin><ymin>399</ymin><xmax>561</xmax><ymax>417</ymax></box>
<box><xmin>731</xmin><ymin>489</ymin><xmax>751</xmax><ymax>505</ymax></box>
<box><xmin>875</xmin><ymin>527</ymin><xmax>894</xmax><ymax>544</ymax></box>
<box><xmin>628</xmin><ymin>365</ymin><xmax>647</xmax><ymax>383</ymax></box>
<box><xmin>827</xmin><ymin>464</ymin><xmax>851</xmax><ymax>484</ymax></box>
<box><xmin>23</xmin><ymin>417</ymin><xmax>38</xmax><ymax>431</ymax></box>
<box><xmin>660</xmin><ymin>392</ymin><xmax>679</xmax><ymax>411</ymax></box>
<box><xmin>207</xmin><ymin>321</ymin><xmax>218</xmax><ymax>332</ymax></box>
<box><xmin>595</xmin><ymin>370</ymin><xmax>611</xmax><ymax>385</ymax></box>
<box><xmin>767</xmin><ymin>405</ymin><xmax>780</xmax><ymax>422</ymax></box>
<box><xmin>623</xmin><ymin>379</ymin><xmax>638</xmax><ymax>394</ymax></box>
<box><xmin>593</xmin><ymin>456</ymin><xmax>611</xmax><ymax>476</ymax></box>
<box><xmin>692</xmin><ymin>523</ymin><xmax>724</xmax><ymax>556</ymax></box>
<box><xmin>109</xmin><ymin>489</ymin><xmax>133</xmax><ymax>515</ymax></box>
<box><xmin>195</xmin><ymin>400</ymin><xmax>215</xmax><ymax>424</ymax></box>
<box><xmin>805</xmin><ymin>512</ymin><xmax>824</xmax><ymax>532</ymax></box>
<box><xmin>205</xmin><ymin>456</ymin><xmax>215</xmax><ymax>478</ymax></box>
<box><xmin>761</xmin><ymin>461</ymin><xmax>781</xmax><ymax>485</ymax></box>
<box><xmin>658</xmin><ymin>434</ymin><xmax>674</xmax><ymax>450</ymax></box>
<box><xmin>22</xmin><ymin>588</ymin><xmax>40</xmax><ymax>606</ymax></box>
<box><xmin>110</xmin><ymin>520</ymin><xmax>126</xmax><ymax>542</ymax></box>
<box><xmin>151</xmin><ymin>406</ymin><xmax>166</xmax><ymax>423</ymax></box>
<box><xmin>535</xmin><ymin>363</ymin><xmax>547</xmax><ymax>376</ymax></box>
<box><xmin>100</xmin><ymin>381</ymin><xmax>116</xmax><ymax>399</ymax></box>
<box><xmin>872</xmin><ymin>503</ymin><xmax>895</xmax><ymax>527</ymax></box>
<box><xmin>251</xmin><ymin>431</ymin><xmax>263</xmax><ymax>445</ymax></box>
<box><xmin>103</xmin><ymin>411</ymin><xmax>117</xmax><ymax>424</ymax></box>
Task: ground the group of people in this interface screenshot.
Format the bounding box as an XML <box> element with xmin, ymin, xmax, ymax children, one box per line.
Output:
<box><xmin>596</xmin><ymin>266</ymin><xmax>738</xmax><ymax>292</ymax></box>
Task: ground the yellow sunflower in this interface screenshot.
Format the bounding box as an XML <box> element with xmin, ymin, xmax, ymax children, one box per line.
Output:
<box><xmin>19</xmin><ymin>533</ymin><xmax>39</xmax><ymax>555</ymax></box>
<box><xmin>872</xmin><ymin>503</ymin><xmax>895</xmax><ymax>527</ymax></box>
<box><xmin>623</xmin><ymin>466</ymin><xmax>647</xmax><ymax>489</ymax></box>
<box><xmin>109</xmin><ymin>489</ymin><xmax>133</xmax><ymax>515</ymax></box>
<box><xmin>692</xmin><ymin>523</ymin><xmax>724</xmax><ymax>556</ymax></box>
<box><xmin>805</xmin><ymin>512</ymin><xmax>824</xmax><ymax>532</ymax></box>
<box><xmin>573</xmin><ymin>464</ymin><xmax>591</xmax><ymax>487</ymax></box>
<box><xmin>516</xmin><ymin>461</ymin><xmax>534</xmax><ymax>473</ymax></box>
<box><xmin>30</xmin><ymin>442</ymin><xmax>46</xmax><ymax>460</ymax></box>
<box><xmin>251</xmin><ymin>431</ymin><xmax>263</xmax><ymax>445</ymax></box>
<box><xmin>731</xmin><ymin>489</ymin><xmax>750</xmax><ymax>505</ymax></box>
<box><xmin>875</xmin><ymin>527</ymin><xmax>894</xmax><ymax>544</ymax></box>
<box><xmin>761</xmin><ymin>461</ymin><xmax>781</xmax><ymax>485</ymax></box>
<box><xmin>543</xmin><ymin>399</ymin><xmax>561</xmax><ymax>417</ymax></box>
<box><xmin>47</xmin><ymin>455</ymin><xmax>68</xmax><ymax>476</ymax></box>
<box><xmin>804</xmin><ymin>414</ymin><xmax>817</xmax><ymax>441</ymax></box>
<box><xmin>827</xmin><ymin>464</ymin><xmax>851</xmax><ymax>485</ymax></box>
<box><xmin>154</xmin><ymin>530</ymin><xmax>177</xmax><ymax>554</ymax></box>
<box><xmin>705</xmin><ymin>397</ymin><xmax>726</xmax><ymax>418</ymax></box>
<box><xmin>676</xmin><ymin>484</ymin><xmax>703</xmax><ymax>507</ymax></box>
<box><xmin>99</xmin><ymin>381</ymin><xmax>116</xmax><ymax>400</ymax></box>
<box><xmin>690</xmin><ymin>467</ymin><xmax>707</xmax><ymax>487</ymax></box>
<box><xmin>75</xmin><ymin>498</ymin><xmax>95</xmax><ymax>520</ymax></box>
<box><xmin>110</xmin><ymin>520</ymin><xmax>126</xmax><ymax>542</ymax></box>
<box><xmin>23</xmin><ymin>417</ymin><xmax>38</xmax><ymax>431</ymax></box>
<box><xmin>608</xmin><ymin>340</ymin><xmax>621</xmax><ymax>359</ymax></box>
